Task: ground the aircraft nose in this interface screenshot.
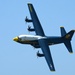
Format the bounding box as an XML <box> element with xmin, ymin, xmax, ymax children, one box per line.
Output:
<box><xmin>13</xmin><ymin>37</ymin><xmax>19</xmax><ymax>42</ymax></box>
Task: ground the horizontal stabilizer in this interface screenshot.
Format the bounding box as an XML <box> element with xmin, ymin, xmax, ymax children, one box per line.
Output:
<box><xmin>64</xmin><ymin>30</ymin><xmax>75</xmax><ymax>41</ymax></box>
<box><xmin>64</xmin><ymin>41</ymin><xmax>73</xmax><ymax>53</ymax></box>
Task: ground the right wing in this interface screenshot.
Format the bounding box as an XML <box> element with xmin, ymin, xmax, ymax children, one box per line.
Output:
<box><xmin>27</xmin><ymin>3</ymin><xmax>45</xmax><ymax>36</ymax></box>
<box><xmin>38</xmin><ymin>39</ymin><xmax>55</xmax><ymax>71</ymax></box>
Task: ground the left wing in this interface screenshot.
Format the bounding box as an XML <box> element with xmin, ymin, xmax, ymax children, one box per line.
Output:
<box><xmin>27</xmin><ymin>3</ymin><xmax>45</xmax><ymax>36</ymax></box>
<box><xmin>38</xmin><ymin>39</ymin><xmax>55</xmax><ymax>71</ymax></box>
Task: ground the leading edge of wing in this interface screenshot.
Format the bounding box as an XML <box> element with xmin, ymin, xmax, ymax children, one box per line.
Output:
<box><xmin>27</xmin><ymin>3</ymin><xmax>45</xmax><ymax>36</ymax></box>
<box><xmin>38</xmin><ymin>39</ymin><xmax>55</xmax><ymax>71</ymax></box>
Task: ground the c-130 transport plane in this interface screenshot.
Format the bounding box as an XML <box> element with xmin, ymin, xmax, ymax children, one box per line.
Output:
<box><xmin>13</xmin><ymin>3</ymin><xmax>75</xmax><ymax>71</ymax></box>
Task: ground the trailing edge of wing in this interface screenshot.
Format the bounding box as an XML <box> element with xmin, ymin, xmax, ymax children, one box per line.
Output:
<box><xmin>38</xmin><ymin>39</ymin><xmax>55</xmax><ymax>71</ymax></box>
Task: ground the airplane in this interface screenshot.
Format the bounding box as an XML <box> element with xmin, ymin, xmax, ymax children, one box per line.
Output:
<box><xmin>13</xmin><ymin>3</ymin><xmax>75</xmax><ymax>71</ymax></box>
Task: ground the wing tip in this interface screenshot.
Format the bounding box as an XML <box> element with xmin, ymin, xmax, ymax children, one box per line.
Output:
<box><xmin>50</xmin><ymin>70</ymin><xmax>55</xmax><ymax>72</ymax></box>
<box><xmin>70</xmin><ymin>52</ymin><xmax>73</xmax><ymax>54</ymax></box>
<box><xmin>71</xmin><ymin>30</ymin><xmax>75</xmax><ymax>32</ymax></box>
<box><xmin>60</xmin><ymin>26</ymin><xmax>64</xmax><ymax>28</ymax></box>
<box><xmin>27</xmin><ymin>3</ymin><xmax>32</xmax><ymax>5</ymax></box>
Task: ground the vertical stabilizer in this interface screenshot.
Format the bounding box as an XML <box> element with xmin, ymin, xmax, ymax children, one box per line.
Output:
<box><xmin>60</xmin><ymin>26</ymin><xmax>66</xmax><ymax>36</ymax></box>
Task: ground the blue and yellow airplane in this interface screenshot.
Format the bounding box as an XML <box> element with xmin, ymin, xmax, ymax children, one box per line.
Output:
<box><xmin>13</xmin><ymin>3</ymin><xmax>75</xmax><ymax>71</ymax></box>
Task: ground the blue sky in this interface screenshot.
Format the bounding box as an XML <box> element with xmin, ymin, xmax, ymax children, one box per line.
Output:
<box><xmin>0</xmin><ymin>0</ymin><xmax>75</xmax><ymax>75</ymax></box>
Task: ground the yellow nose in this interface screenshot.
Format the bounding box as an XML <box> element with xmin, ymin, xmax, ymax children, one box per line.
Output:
<box><xmin>13</xmin><ymin>37</ymin><xmax>19</xmax><ymax>41</ymax></box>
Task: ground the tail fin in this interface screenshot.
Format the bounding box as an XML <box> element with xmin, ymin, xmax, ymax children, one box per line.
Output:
<box><xmin>60</xmin><ymin>26</ymin><xmax>66</xmax><ymax>36</ymax></box>
<box><xmin>60</xmin><ymin>27</ymin><xmax>75</xmax><ymax>53</ymax></box>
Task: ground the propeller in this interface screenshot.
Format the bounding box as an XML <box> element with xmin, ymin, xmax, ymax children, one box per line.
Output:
<box><xmin>28</xmin><ymin>25</ymin><xmax>31</xmax><ymax>29</ymax></box>
<box><xmin>25</xmin><ymin>16</ymin><xmax>28</xmax><ymax>23</ymax></box>
<box><xmin>25</xmin><ymin>16</ymin><xmax>32</xmax><ymax>23</ymax></box>
<box><xmin>37</xmin><ymin>51</ymin><xmax>39</xmax><ymax>58</ymax></box>
<box><xmin>27</xmin><ymin>25</ymin><xmax>31</xmax><ymax>33</ymax></box>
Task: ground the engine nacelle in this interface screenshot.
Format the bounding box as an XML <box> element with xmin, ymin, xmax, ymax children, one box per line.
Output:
<box><xmin>25</xmin><ymin>16</ymin><xmax>32</xmax><ymax>22</ymax></box>
<box><xmin>27</xmin><ymin>26</ymin><xmax>35</xmax><ymax>32</ymax></box>
<box><xmin>37</xmin><ymin>51</ymin><xmax>44</xmax><ymax>57</ymax></box>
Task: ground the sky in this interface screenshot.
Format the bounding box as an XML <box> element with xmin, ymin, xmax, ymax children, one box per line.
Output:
<box><xmin>0</xmin><ymin>0</ymin><xmax>75</xmax><ymax>75</ymax></box>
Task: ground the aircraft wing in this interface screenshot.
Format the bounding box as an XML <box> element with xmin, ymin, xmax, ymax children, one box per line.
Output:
<box><xmin>38</xmin><ymin>39</ymin><xmax>55</xmax><ymax>71</ymax></box>
<box><xmin>28</xmin><ymin>3</ymin><xmax>55</xmax><ymax>71</ymax></box>
<box><xmin>28</xmin><ymin>3</ymin><xmax>45</xmax><ymax>36</ymax></box>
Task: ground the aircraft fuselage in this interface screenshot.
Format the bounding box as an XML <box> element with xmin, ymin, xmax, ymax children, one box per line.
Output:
<box><xmin>13</xmin><ymin>35</ymin><xmax>64</xmax><ymax>48</ymax></box>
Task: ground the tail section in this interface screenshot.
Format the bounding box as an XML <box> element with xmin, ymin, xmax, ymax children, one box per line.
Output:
<box><xmin>60</xmin><ymin>27</ymin><xmax>75</xmax><ymax>53</ymax></box>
